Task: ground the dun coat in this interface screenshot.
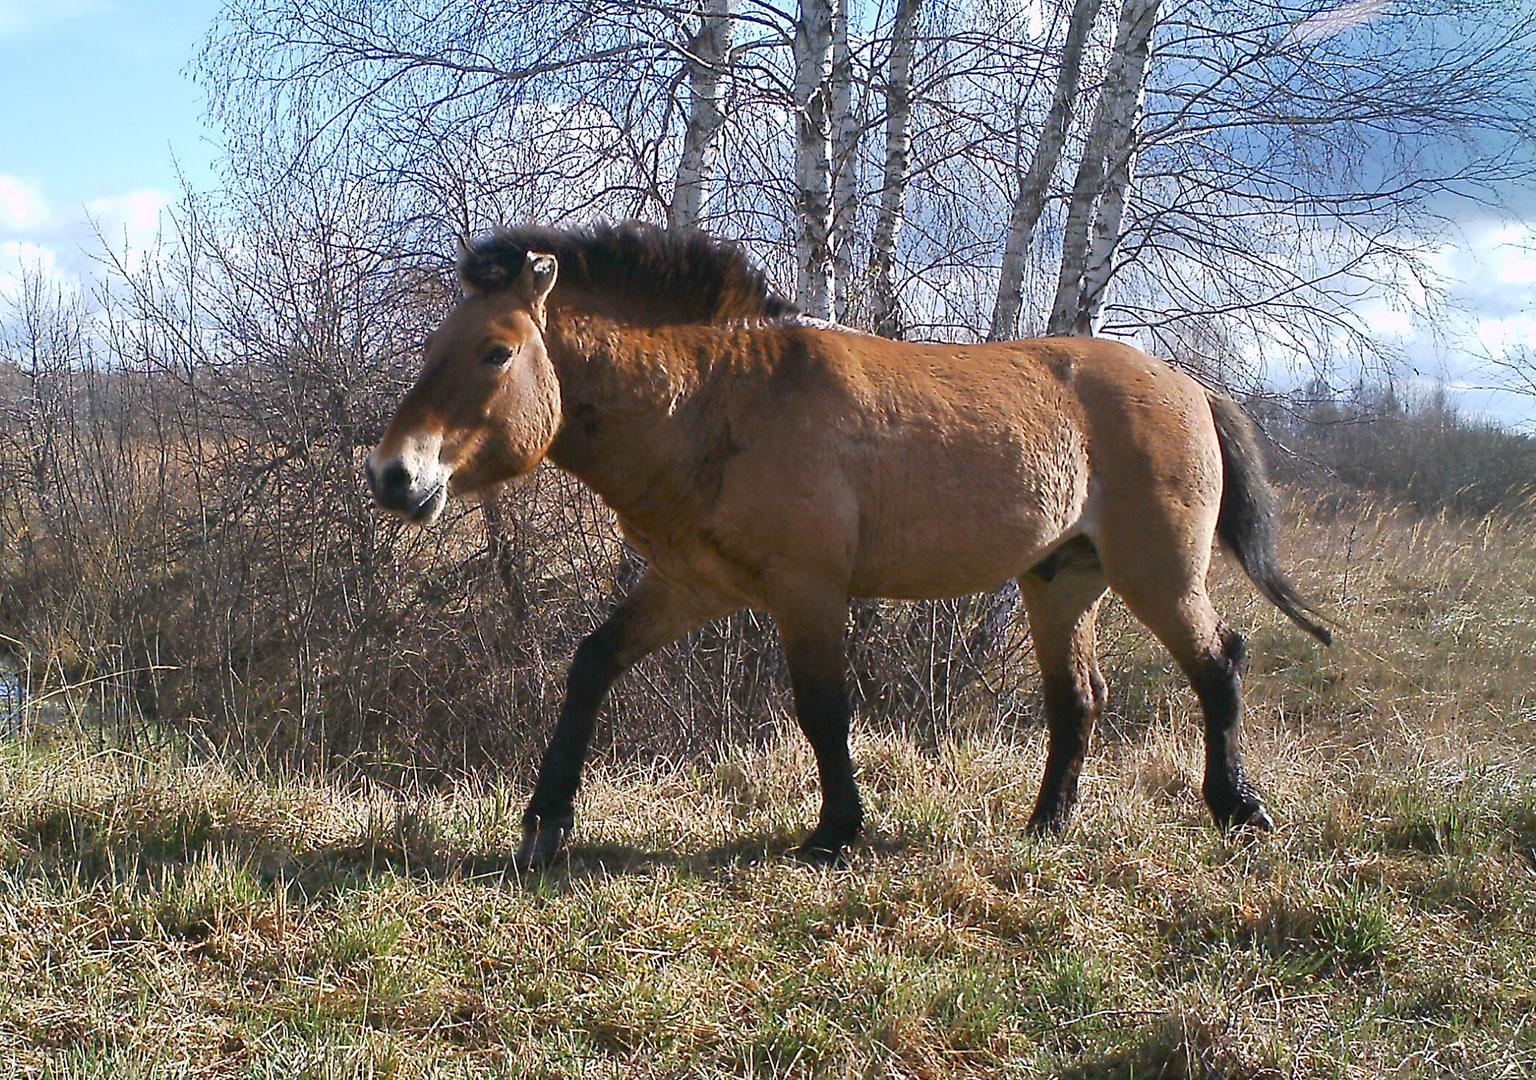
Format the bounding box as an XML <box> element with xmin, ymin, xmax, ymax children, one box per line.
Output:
<box><xmin>366</xmin><ymin>222</ymin><xmax>1331</xmax><ymax>868</ymax></box>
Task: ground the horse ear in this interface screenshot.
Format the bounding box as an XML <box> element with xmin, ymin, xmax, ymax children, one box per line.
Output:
<box><xmin>523</xmin><ymin>251</ymin><xmax>558</xmax><ymax>303</ymax></box>
<box><xmin>458</xmin><ymin>236</ymin><xmax>518</xmax><ymax>295</ymax></box>
<box><xmin>456</xmin><ymin>236</ymin><xmax>482</xmax><ymax>294</ymax></box>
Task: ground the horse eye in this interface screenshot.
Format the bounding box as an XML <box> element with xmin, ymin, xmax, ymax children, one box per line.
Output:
<box><xmin>483</xmin><ymin>345</ymin><xmax>515</xmax><ymax>366</ymax></box>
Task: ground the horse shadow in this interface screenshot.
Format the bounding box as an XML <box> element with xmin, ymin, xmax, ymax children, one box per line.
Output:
<box><xmin>26</xmin><ymin>774</ymin><xmax>1530</xmax><ymax>905</ymax></box>
<box><xmin>6</xmin><ymin>786</ymin><xmax>915</xmax><ymax>902</ymax></box>
<box><xmin>453</xmin><ymin>829</ymin><xmax>916</xmax><ymax>894</ymax></box>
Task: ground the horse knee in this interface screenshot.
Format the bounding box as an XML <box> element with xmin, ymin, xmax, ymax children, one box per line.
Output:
<box><xmin>1042</xmin><ymin>674</ymin><xmax>1094</xmax><ymax>750</ymax></box>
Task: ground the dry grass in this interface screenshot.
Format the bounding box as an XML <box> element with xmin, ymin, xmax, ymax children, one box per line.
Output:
<box><xmin>1</xmin><ymin>494</ymin><xmax>1533</xmax><ymax>1078</ymax></box>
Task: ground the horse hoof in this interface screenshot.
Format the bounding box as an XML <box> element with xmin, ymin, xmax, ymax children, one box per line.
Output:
<box><xmin>1212</xmin><ymin>799</ymin><xmax>1274</xmax><ymax>834</ymax></box>
<box><xmin>1026</xmin><ymin>796</ymin><xmax>1075</xmax><ymax>837</ymax></box>
<box><xmin>792</xmin><ymin>821</ymin><xmax>859</xmax><ymax>864</ymax></box>
<box><xmin>515</xmin><ymin>812</ymin><xmax>573</xmax><ymax>871</ymax></box>
<box><xmin>1237</xmin><ymin>803</ymin><xmax>1275</xmax><ymax>832</ymax></box>
<box><xmin>1026</xmin><ymin>811</ymin><xmax>1069</xmax><ymax>838</ymax></box>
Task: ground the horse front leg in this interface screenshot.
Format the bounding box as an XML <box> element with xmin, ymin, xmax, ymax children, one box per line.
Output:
<box><xmin>517</xmin><ymin>571</ymin><xmax>729</xmax><ymax>869</ymax></box>
<box><xmin>774</xmin><ymin>593</ymin><xmax>863</xmax><ymax>861</ymax></box>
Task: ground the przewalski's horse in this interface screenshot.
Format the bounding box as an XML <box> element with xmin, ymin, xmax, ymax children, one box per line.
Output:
<box><xmin>366</xmin><ymin>222</ymin><xmax>1331</xmax><ymax>869</ymax></box>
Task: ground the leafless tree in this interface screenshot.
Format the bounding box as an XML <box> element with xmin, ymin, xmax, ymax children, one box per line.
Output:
<box><xmin>669</xmin><ymin>0</ymin><xmax>738</xmax><ymax>229</ymax></box>
<box><xmin>868</xmin><ymin>0</ymin><xmax>922</xmax><ymax>337</ymax></box>
<box><xmin>1484</xmin><ymin>347</ymin><xmax>1536</xmax><ymax>428</ymax></box>
<box><xmin>829</xmin><ymin>0</ymin><xmax>865</xmax><ymax>323</ymax></box>
<box><xmin>1047</xmin><ymin>0</ymin><xmax>1160</xmax><ymax>336</ymax></box>
<box><xmin>989</xmin><ymin>0</ymin><xmax>1103</xmax><ymax>341</ymax></box>
<box><xmin>792</xmin><ymin>0</ymin><xmax>837</xmax><ymax>315</ymax></box>
<box><xmin>8</xmin><ymin>0</ymin><xmax>1534</xmax><ymax>774</ymax></box>
<box><xmin>1083</xmin><ymin>1</ymin><xmax>1536</xmax><ymax>381</ymax></box>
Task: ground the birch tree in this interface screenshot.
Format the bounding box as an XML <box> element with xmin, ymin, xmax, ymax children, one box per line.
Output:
<box><xmin>868</xmin><ymin>0</ymin><xmax>922</xmax><ymax>338</ymax></box>
<box><xmin>199</xmin><ymin>0</ymin><xmax>1536</xmax><ymax>375</ymax></box>
<box><xmin>830</xmin><ymin>0</ymin><xmax>862</xmax><ymax>323</ymax></box>
<box><xmin>793</xmin><ymin>0</ymin><xmax>837</xmax><ymax>317</ymax></box>
<box><xmin>1070</xmin><ymin>0</ymin><xmax>1159</xmax><ymax>334</ymax></box>
<box><xmin>669</xmin><ymin>0</ymin><xmax>736</xmax><ymax>229</ymax></box>
<box><xmin>988</xmin><ymin>0</ymin><xmax>1104</xmax><ymax>341</ymax></box>
<box><xmin>1087</xmin><ymin>2</ymin><xmax>1536</xmax><ymax>377</ymax></box>
<box><xmin>1047</xmin><ymin>0</ymin><xmax>1161</xmax><ymax>336</ymax></box>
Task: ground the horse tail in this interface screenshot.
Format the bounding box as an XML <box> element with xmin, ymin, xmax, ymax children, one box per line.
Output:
<box><xmin>1207</xmin><ymin>394</ymin><xmax>1333</xmax><ymax>646</ymax></box>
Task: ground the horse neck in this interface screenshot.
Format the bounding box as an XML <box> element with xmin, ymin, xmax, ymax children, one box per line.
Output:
<box><xmin>542</xmin><ymin>303</ymin><xmax>714</xmax><ymax>530</ymax></box>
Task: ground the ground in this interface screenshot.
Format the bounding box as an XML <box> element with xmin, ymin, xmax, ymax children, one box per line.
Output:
<box><xmin>1</xmin><ymin>494</ymin><xmax>1533</xmax><ymax>1078</ymax></box>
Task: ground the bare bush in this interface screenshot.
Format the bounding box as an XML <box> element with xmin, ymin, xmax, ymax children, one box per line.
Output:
<box><xmin>0</xmin><ymin>190</ymin><xmax>1046</xmax><ymax>778</ymax></box>
<box><xmin>1260</xmin><ymin>381</ymin><xmax>1536</xmax><ymax>518</ymax></box>
<box><xmin>4</xmin><ymin>0</ymin><xmax>1534</xmax><ymax>778</ymax></box>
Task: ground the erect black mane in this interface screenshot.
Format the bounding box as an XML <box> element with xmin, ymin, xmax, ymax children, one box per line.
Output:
<box><xmin>458</xmin><ymin>221</ymin><xmax>799</xmax><ymax>326</ymax></box>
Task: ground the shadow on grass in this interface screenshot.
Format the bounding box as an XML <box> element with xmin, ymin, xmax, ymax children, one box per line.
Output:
<box><xmin>514</xmin><ymin>829</ymin><xmax>916</xmax><ymax>891</ymax></box>
<box><xmin>5</xmin><ymin>800</ymin><xmax>917</xmax><ymax>903</ymax></box>
<box><xmin>1055</xmin><ymin>1011</ymin><xmax>1262</xmax><ymax>1080</ymax></box>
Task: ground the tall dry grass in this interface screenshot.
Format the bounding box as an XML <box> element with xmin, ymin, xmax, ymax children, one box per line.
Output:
<box><xmin>0</xmin><ymin>492</ymin><xmax>1532</xmax><ymax>1077</ymax></box>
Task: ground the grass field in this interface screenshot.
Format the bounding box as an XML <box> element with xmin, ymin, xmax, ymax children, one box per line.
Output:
<box><xmin>2</xmin><ymin>495</ymin><xmax>1534</xmax><ymax>1078</ymax></box>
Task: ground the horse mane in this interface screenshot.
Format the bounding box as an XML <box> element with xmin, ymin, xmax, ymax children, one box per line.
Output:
<box><xmin>459</xmin><ymin>221</ymin><xmax>799</xmax><ymax>326</ymax></box>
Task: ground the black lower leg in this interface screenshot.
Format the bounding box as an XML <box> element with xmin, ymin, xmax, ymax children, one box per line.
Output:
<box><xmin>1028</xmin><ymin>676</ymin><xmax>1095</xmax><ymax>834</ymax></box>
<box><xmin>1192</xmin><ymin>629</ymin><xmax>1272</xmax><ymax>831</ymax></box>
<box><xmin>789</xmin><ymin>672</ymin><xmax>863</xmax><ymax>858</ymax></box>
<box><xmin>518</xmin><ymin>617</ymin><xmax>627</xmax><ymax>865</ymax></box>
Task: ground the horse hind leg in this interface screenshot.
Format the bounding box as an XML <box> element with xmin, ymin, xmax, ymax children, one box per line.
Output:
<box><xmin>1020</xmin><ymin>538</ymin><xmax>1109</xmax><ymax>835</ymax></box>
<box><xmin>1186</xmin><ymin>622</ymin><xmax>1272</xmax><ymax>830</ymax></box>
<box><xmin>1096</xmin><ymin>531</ymin><xmax>1274</xmax><ymax>832</ymax></box>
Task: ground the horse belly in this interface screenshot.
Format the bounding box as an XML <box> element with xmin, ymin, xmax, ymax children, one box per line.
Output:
<box><xmin>848</xmin><ymin>433</ymin><xmax>1086</xmax><ymax>600</ymax></box>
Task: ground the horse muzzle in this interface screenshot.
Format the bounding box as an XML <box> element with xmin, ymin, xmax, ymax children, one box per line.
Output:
<box><xmin>365</xmin><ymin>449</ymin><xmax>451</xmax><ymax>524</ymax></box>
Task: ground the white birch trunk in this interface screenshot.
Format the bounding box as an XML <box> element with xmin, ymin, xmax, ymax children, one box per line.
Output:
<box><xmin>1047</xmin><ymin>0</ymin><xmax>1160</xmax><ymax>336</ymax></box>
<box><xmin>1077</xmin><ymin>88</ymin><xmax>1147</xmax><ymax>331</ymax></box>
<box><xmin>669</xmin><ymin>0</ymin><xmax>735</xmax><ymax>231</ymax></box>
<box><xmin>869</xmin><ymin>0</ymin><xmax>921</xmax><ymax>338</ymax></box>
<box><xmin>988</xmin><ymin>0</ymin><xmax>1104</xmax><ymax>341</ymax></box>
<box><xmin>793</xmin><ymin>0</ymin><xmax>836</xmax><ymax>318</ymax></box>
<box><xmin>830</xmin><ymin>0</ymin><xmax>860</xmax><ymax>323</ymax></box>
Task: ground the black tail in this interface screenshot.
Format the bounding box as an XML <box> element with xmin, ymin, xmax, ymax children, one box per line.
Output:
<box><xmin>1208</xmin><ymin>395</ymin><xmax>1333</xmax><ymax>646</ymax></box>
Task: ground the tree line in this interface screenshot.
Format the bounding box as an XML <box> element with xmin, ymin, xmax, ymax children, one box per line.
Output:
<box><xmin>203</xmin><ymin>0</ymin><xmax>1536</xmax><ymax>379</ymax></box>
<box><xmin>2</xmin><ymin>0</ymin><xmax>1534</xmax><ymax>771</ymax></box>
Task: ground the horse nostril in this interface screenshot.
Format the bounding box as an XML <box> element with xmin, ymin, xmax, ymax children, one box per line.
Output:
<box><xmin>381</xmin><ymin>462</ymin><xmax>411</xmax><ymax>495</ymax></box>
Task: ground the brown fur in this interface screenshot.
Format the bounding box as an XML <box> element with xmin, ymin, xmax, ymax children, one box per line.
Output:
<box><xmin>369</xmin><ymin>224</ymin><xmax>1331</xmax><ymax>867</ymax></box>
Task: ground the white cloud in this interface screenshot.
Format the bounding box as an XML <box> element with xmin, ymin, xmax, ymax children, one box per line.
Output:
<box><xmin>0</xmin><ymin>175</ymin><xmax>52</xmax><ymax>233</ymax></box>
<box><xmin>0</xmin><ymin>175</ymin><xmax>173</xmax><ymax>287</ymax></box>
<box><xmin>87</xmin><ymin>188</ymin><xmax>169</xmax><ymax>250</ymax></box>
<box><xmin>1380</xmin><ymin>218</ymin><xmax>1536</xmax><ymax>426</ymax></box>
<box><xmin>1304</xmin><ymin>217</ymin><xmax>1536</xmax><ymax>426</ymax></box>
<box><xmin>0</xmin><ymin>240</ymin><xmax>67</xmax><ymax>305</ymax></box>
<box><xmin>1282</xmin><ymin>0</ymin><xmax>1389</xmax><ymax>46</ymax></box>
<box><xmin>1472</xmin><ymin>313</ymin><xmax>1536</xmax><ymax>353</ymax></box>
<box><xmin>1429</xmin><ymin>222</ymin><xmax>1536</xmax><ymax>359</ymax></box>
<box><xmin>1434</xmin><ymin>220</ymin><xmax>1536</xmax><ymax>294</ymax></box>
<box><xmin>1354</xmin><ymin>299</ymin><xmax>1417</xmax><ymax>340</ymax></box>
<box><xmin>1483</xmin><ymin>227</ymin><xmax>1536</xmax><ymax>289</ymax></box>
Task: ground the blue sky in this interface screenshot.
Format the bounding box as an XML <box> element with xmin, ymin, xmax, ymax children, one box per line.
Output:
<box><xmin>2</xmin><ymin>0</ymin><xmax>1533</xmax><ymax>426</ymax></box>
<box><xmin>0</xmin><ymin>0</ymin><xmax>217</xmax><ymax>273</ymax></box>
